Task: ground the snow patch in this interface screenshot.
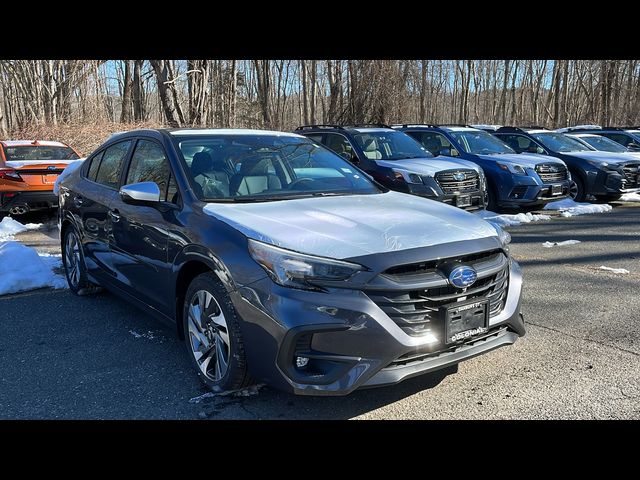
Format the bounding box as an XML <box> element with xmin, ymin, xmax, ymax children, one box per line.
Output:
<box><xmin>0</xmin><ymin>217</ymin><xmax>42</xmax><ymax>241</ymax></box>
<box><xmin>189</xmin><ymin>384</ymin><xmax>265</xmax><ymax>403</ymax></box>
<box><xmin>542</xmin><ymin>240</ymin><xmax>581</xmax><ymax>248</ymax></box>
<box><xmin>620</xmin><ymin>192</ymin><xmax>640</xmax><ymax>203</ymax></box>
<box><xmin>599</xmin><ymin>266</ymin><xmax>630</xmax><ymax>274</ymax></box>
<box><xmin>544</xmin><ymin>198</ymin><xmax>612</xmax><ymax>217</ymax></box>
<box><xmin>475</xmin><ymin>209</ymin><xmax>551</xmax><ymax>226</ymax></box>
<box><xmin>53</xmin><ymin>158</ymin><xmax>85</xmax><ymax>195</ymax></box>
<box><xmin>129</xmin><ymin>330</ymin><xmax>155</xmax><ymax>340</ymax></box>
<box><xmin>0</xmin><ymin>242</ymin><xmax>67</xmax><ymax>296</ymax></box>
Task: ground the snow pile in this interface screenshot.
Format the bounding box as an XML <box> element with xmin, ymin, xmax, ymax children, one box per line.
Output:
<box><xmin>53</xmin><ymin>158</ymin><xmax>85</xmax><ymax>195</ymax></box>
<box><xmin>544</xmin><ymin>198</ymin><xmax>612</xmax><ymax>217</ymax></box>
<box><xmin>0</xmin><ymin>242</ymin><xmax>67</xmax><ymax>296</ymax></box>
<box><xmin>476</xmin><ymin>209</ymin><xmax>551</xmax><ymax>226</ymax></box>
<box><xmin>189</xmin><ymin>384</ymin><xmax>265</xmax><ymax>403</ymax></box>
<box><xmin>0</xmin><ymin>217</ymin><xmax>42</xmax><ymax>240</ymax></box>
<box><xmin>599</xmin><ymin>266</ymin><xmax>630</xmax><ymax>275</ymax></box>
<box><xmin>542</xmin><ymin>240</ymin><xmax>581</xmax><ymax>248</ymax></box>
<box><xmin>620</xmin><ymin>192</ymin><xmax>640</xmax><ymax>202</ymax></box>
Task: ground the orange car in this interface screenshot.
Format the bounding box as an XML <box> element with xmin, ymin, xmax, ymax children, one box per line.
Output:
<box><xmin>0</xmin><ymin>140</ymin><xmax>81</xmax><ymax>215</ymax></box>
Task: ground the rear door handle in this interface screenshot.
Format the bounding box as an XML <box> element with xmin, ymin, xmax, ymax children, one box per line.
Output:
<box><xmin>108</xmin><ymin>209</ymin><xmax>121</xmax><ymax>222</ymax></box>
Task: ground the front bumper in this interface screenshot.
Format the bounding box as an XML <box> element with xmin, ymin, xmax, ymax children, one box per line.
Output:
<box><xmin>498</xmin><ymin>182</ymin><xmax>571</xmax><ymax>208</ymax></box>
<box><xmin>0</xmin><ymin>190</ymin><xmax>58</xmax><ymax>213</ymax></box>
<box><xmin>405</xmin><ymin>183</ymin><xmax>485</xmax><ymax>211</ymax></box>
<box><xmin>231</xmin><ymin>255</ymin><xmax>524</xmax><ymax>396</ymax></box>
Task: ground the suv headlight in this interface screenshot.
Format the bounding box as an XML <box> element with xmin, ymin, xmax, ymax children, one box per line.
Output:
<box><xmin>497</xmin><ymin>162</ymin><xmax>527</xmax><ymax>175</ymax></box>
<box><xmin>487</xmin><ymin>222</ymin><xmax>512</xmax><ymax>250</ymax></box>
<box><xmin>248</xmin><ymin>239</ymin><xmax>365</xmax><ymax>290</ymax></box>
<box><xmin>392</xmin><ymin>169</ymin><xmax>423</xmax><ymax>184</ymax></box>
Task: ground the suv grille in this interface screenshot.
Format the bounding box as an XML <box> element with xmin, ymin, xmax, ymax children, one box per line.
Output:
<box><xmin>622</xmin><ymin>163</ymin><xmax>640</xmax><ymax>187</ymax></box>
<box><xmin>435</xmin><ymin>169</ymin><xmax>480</xmax><ymax>194</ymax></box>
<box><xmin>535</xmin><ymin>163</ymin><xmax>568</xmax><ymax>183</ymax></box>
<box><xmin>367</xmin><ymin>252</ymin><xmax>509</xmax><ymax>337</ymax></box>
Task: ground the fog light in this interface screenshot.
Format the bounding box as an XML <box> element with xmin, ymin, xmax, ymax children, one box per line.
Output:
<box><xmin>295</xmin><ymin>356</ymin><xmax>309</xmax><ymax>369</ymax></box>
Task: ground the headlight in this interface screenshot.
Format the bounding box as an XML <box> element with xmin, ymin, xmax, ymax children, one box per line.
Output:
<box><xmin>248</xmin><ymin>239</ymin><xmax>365</xmax><ymax>290</ymax></box>
<box><xmin>497</xmin><ymin>162</ymin><xmax>527</xmax><ymax>175</ymax></box>
<box><xmin>487</xmin><ymin>222</ymin><xmax>512</xmax><ymax>249</ymax></box>
<box><xmin>392</xmin><ymin>169</ymin><xmax>423</xmax><ymax>184</ymax></box>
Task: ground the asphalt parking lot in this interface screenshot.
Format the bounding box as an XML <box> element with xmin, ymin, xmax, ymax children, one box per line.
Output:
<box><xmin>1</xmin><ymin>203</ymin><xmax>639</xmax><ymax>419</ymax></box>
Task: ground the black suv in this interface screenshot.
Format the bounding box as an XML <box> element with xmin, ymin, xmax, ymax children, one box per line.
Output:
<box><xmin>556</xmin><ymin>126</ymin><xmax>640</xmax><ymax>151</ymax></box>
<box><xmin>295</xmin><ymin>124</ymin><xmax>487</xmax><ymax>210</ymax></box>
<box><xmin>491</xmin><ymin>127</ymin><xmax>640</xmax><ymax>202</ymax></box>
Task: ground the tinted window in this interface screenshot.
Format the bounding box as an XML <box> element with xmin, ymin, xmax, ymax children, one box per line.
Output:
<box><xmin>322</xmin><ymin>133</ymin><xmax>354</xmax><ymax>159</ymax></box>
<box><xmin>498</xmin><ymin>134</ymin><xmax>538</xmax><ymax>153</ymax></box>
<box><xmin>448</xmin><ymin>130</ymin><xmax>514</xmax><ymax>155</ymax></box>
<box><xmin>576</xmin><ymin>135</ymin><xmax>627</xmax><ymax>153</ymax></box>
<box><xmin>87</xmin><ymin>151</ymin><xmax>104</xmax><ymax>181</ymax></box>
<box><xmin>126</xmin><ymin>140</ymin><xmax>175</xmax><ymax>201</ymax></box>
<box><xmin>95</xmin><ymin>141</ymin><xmax>131</xmax><ymax>188</ymax></box>
<box><xmin>407</xmin><ymin>131</ymin><xmax>452</xmax><ymax>155</ymax></box>
<box><xmin>602</xmin><ymin>133</ymin><xmax>632</xmax><ymax>147</ymax></box>
<box><xmin>351</xmin><ymin>130</ymin><xmax>431</xmax><ymax>160</ymax></box>
<box><xmin>3</xmin><ymin>145</ymin><xmax>79</xmax><ymax>161</ymax></box>
<box><xmin>530</xmin><ymin>132</ymin><xmax>589</xmax><ymax>152</ymax></box>
<box><xmin>304</xmin><ymin>134</ymin><xmax>324</xmax><ymax>143</ymax></box>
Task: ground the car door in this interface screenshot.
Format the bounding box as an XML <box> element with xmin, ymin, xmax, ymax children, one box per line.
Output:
<box><xmin>76</xmin><ymin>140</ymin><xmax>132</xmax><ymax>281</ymax></box>
<box><xmin>108</xmin><ymin>138</ymin><xmax>180</xmax><ymax>312</ymax></box>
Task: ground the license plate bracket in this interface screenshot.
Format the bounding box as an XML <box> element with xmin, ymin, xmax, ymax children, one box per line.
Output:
<box><xmin>442</xmin><ymin>298</ymin><xmax>489</xmax><ymax>344</ymax></box>
<box><xmin>455</xmin><ymin>194</ymin><xmax>472</xmax><ymax>207</ymax></box>
<box><xmin>551</xmin><ymin>184</ymin><xmax>562</xmax><ymax>196</ymax></box>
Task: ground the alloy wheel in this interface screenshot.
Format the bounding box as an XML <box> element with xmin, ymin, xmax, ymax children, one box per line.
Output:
<box><xmin>187</xmin><ymin>290</ymin><xmax>231</xmax><ymax>382</ymax></box>
<box><xmin>64</xmin><ymin>232</ymin><xmax>82</xmax><ymax>288</ymax></box>
<box><xmin>569</xmin><ymin>181</ymin><xmax>579</xmax><ymax>200</ymax></box>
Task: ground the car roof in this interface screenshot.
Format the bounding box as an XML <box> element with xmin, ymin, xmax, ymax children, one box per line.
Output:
<box><xmin>566</xmin><ymin>133</ymin><xmax>599</xmax><ymax>138</ymax></box>
<box><xmin>0</xmin><ymin>140</ymin><xmax>68</xmax><ymax>147</ymax></box>
<box><xmin>167</xmin><ymin>128</ymin><xmax>303</xmax><ymax>138</ymax></box>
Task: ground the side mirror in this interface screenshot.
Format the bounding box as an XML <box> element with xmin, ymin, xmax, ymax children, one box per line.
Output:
<box><xmin>437</xmin><ymin>147</ymin><xmax>451</xmax><ymax>157</ymax></box>
<box><xmin>627</xmin><ymin>142</ymin><xmax>640</xmax><ymax>150</ymax></box>
<box><xmin>120</xmin><ymin>182</ymin><xmax>161</xmax><ymax>204</ymax></box>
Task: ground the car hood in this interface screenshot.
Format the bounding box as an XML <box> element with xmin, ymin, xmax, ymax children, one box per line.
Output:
<box><xmin>375</xmin><ymin>157</ymin><xmax>481</xmax><ymax>176</ymax></box>
<box><xmin>476</xmin><ymin>152</ymin><xmax>566</xmax><ymax>168</ymax></box>
<box><xmin>562</xmin><ymin>150</ymin><xmax>635</xmax><ymax>165</ymax></box>
<box><xmin>202</xmin><ymin>191</ymin><xmax>498</xmax><ymax>259</ymax></box>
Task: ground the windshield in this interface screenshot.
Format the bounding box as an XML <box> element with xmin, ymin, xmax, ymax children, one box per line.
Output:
<box><xmin>531</xmin><ymin>132</ymin><xmax>590</xmax><ymax>152</ymax></box>
<box><xmin>448</xmin><ymin>130</ymin><xmax>515</xmax><ymax>155</ymax></box>
<box><xmin>3</xmin><ymin>145</ymin><xmax>79</xmax><ymax>161</ymax></box>
<box><xmin>351</xmin><ymin>130</ymin><xmax>431</xmax><ymax>160</ymax></box>
<box><xmin>576</xmin><ymin>135</ymin><xmax>628</xmax><ymax>153</ymax></box>
<box><xmin>173</xmin><ymin>135</ymin><xmax>382</xmax><ymax>202</ymax></box>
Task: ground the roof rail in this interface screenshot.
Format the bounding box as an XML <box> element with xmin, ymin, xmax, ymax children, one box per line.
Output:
<box><xmin>556</xmin><ymin>125</ymin><xmax>602</xmax><ymax>133</ymax></box>
<box><xmin>389</xmin><ymin>123</ymin><xmax>440</xmax><ymax>129</ymax></box>
<box><xmin>470</xmin><ymin>124</ymin><xmax>502</xmax><ymax>131</ymax></box>
<box><xmin>294</xmin><ymin>124</ymin><xmax>344</xmax><ymax>131</ymax></box>
<box><xmin>342</xmin><ymin>123</ymin><xmax>392</xmax><ymax>129</ymax></box>
<box><xmin>437</xmin><ymin>123</ymin><xmax>475</xmax><ymax>128</ymax></box>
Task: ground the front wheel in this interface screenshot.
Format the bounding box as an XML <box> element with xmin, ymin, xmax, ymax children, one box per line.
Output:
<box><xmin>183</xmin><ymin>272</ymin><xmax>252</xmax><ymax>392</ymax></box>
<box><xmin>568</xmin><ymin>176</ymin><xmax>586</xmax><ymax>202</ymax></box>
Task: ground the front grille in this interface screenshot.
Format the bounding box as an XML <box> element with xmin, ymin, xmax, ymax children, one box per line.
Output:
<box><xmin>367</xmin><ymin>252</ymin><xmax>509</xmax><ymax>337</ymax></box>
<box><xmin>435</xmin><ymin>169</ymin><xmax>480</xmax><ymax>194</ymax></box>
<box><xmin>535</xmin><ymin>163</ymin><xmax>568</xmax><ymax>183</ymax></box>
<box><xmin>622</xmin><ymin>163</ymin><xmax>640</xmax><ymax>187</ymax></box>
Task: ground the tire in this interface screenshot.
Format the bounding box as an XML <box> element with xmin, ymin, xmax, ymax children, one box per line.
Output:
<box><xmin>569</xmin><ymin>175</ymin><xmax>586</xmax><ymax>202</ymax></box>
<box><xmin>62</xmin><ymin>226</ymin><xmax>92</xmax><ymax>295</ymax></box>
<box><xmin>485</xmin><ymin>183</ymin><xmax>499</xmax><ymax>212</ymax></box>
<box><xmin>183</xmin><ymin>272</ymin><xmax>252</xmax><ymax>393</ymax></box>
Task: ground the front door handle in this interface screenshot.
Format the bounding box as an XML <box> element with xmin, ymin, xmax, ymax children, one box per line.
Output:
<box><xmin>108</xmin><ymin>209</ymin><xmax>121</xmax><ymax>222</ymax></box>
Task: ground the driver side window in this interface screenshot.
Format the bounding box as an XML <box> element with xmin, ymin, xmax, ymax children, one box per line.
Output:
<box><xmin>322</xmin><ymin>133</ymin><xmax>355</xmax><ymax>161</ymax></box>
<box><xmin>408</xmin><ymin>131</ymin><xmax>451</xmax><ymax>156</ymax></box>
<box><xmin>499</xmin><ymin>134</ymin><xmax>537</xmax><ymax>153</ymax></box>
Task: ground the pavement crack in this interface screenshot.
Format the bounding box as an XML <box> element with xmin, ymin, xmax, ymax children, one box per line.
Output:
<box><xmin>526</xmin><ymin>321</ymin><xmax>640</xmax><ymax>358</ymax></box>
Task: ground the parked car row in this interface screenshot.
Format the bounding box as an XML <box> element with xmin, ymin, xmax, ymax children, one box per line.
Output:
<box><xmin>5</xmin><ymin>123</ymin><xmax>638</xmax><ymax>397</ymax></box>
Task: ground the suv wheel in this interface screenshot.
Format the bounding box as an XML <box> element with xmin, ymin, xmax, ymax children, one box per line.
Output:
<box><xmin>183</xmin><ymin>272</ymin><xmax>252</xmax><ymax>392</ymax></box>
<box><xmin>485</xmin><ymin>184</ymin><xmax>499</xmax><ymax>212</ymax></box>
<box><xmin>569</xmin><ymin>176</ymin><xmax>586</xmax><ymax>202</ymax></box>
<box><xmin>62</xmin><ymin>227</ymin><xmax>91</xmax><ymax>294</ymax></box>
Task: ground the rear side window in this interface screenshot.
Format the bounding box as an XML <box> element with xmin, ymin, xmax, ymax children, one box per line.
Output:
<box><xmin>94</xmin><ymin>141</ymin><xmax>132</xmax><ymax>188</ymax></box>
<box><xmin>602</xmin><ymin>133</ymin><xmax>632</xmax><ymax>147</ymax></box>
<box><xmin>126</xmin><ymin>139</ymin><xmax>176</xmax><ymax>202</ymax></box>
<box><xmin>87</xmin><ymin>151</ymin><xmax>104</xmax><ymax>181</ymax></box>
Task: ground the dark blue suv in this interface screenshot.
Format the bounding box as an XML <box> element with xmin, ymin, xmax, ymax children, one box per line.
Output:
<box><xmin>393</xmin><ymin>125</ymin><xmax>571</xmax><ymax>211</ymax></box>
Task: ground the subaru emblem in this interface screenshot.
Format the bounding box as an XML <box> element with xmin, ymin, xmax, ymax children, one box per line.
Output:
<box><xmin>47</xmin><ymin>165</ymin><xmax>57</xmax><ymax>171</ymax></box>
<box><xmin>449</xmin><ymin>265</ymin><xmax>477</xmax><ymax>288</ymax></box>
<box><xmin>453</xmin><ymin>172</ymin><xmax>466</xmax><ymax>181</ymax></box>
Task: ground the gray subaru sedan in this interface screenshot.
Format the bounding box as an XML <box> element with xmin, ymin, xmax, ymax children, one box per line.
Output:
<box><xmin>57</xmin><ymin>128</ymin><xmax>524</xmax><ymax>396</ymax></box>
